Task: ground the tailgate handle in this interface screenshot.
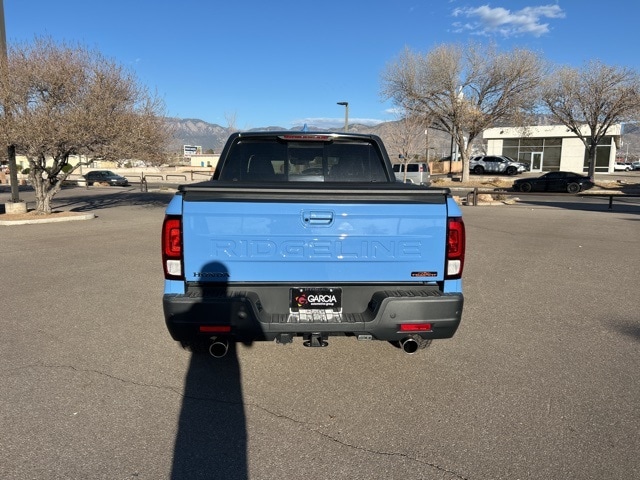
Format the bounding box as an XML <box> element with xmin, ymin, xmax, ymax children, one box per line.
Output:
<box><xmin>303</xmin><ymin>210</ymin><xmax>334</xmax><ymax>226</ymax></box>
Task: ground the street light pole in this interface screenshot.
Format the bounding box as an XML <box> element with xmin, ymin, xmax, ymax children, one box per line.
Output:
<box><xmin>0</xmin><ymin>0</ymin><xmax>20</xmax><ymax>204</ymax></box>
<box><xmin>337</xmin><ymin>102</ymin><xmax>349</xmax><ymax>132</ymax></box>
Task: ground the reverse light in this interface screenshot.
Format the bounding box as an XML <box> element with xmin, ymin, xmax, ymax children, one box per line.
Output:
<box><xmin>162</xmin><ymin>215</ymin><xmax>184</xmax><ymax>280</ymax></box>
<box><xmin>446</xmin><ymin>217</ymin><xmax>465</xmax><ymax>279</ymax></box>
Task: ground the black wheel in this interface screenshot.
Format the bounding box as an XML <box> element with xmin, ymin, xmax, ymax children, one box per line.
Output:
<box><xmin>519</xmin><ymin>182</ymin><xmax>532</xmax><ymax>193</ymax></box>
<box><xmin>474</xmin><ymin>165</ymin><xmax>485</xmax><ymax>174</ymax></box>
<box><xmin>506</xmin><ymin>166</ymin><xmax>517</xmax><ymax>175</ymax></box>
<box><xmin>567</xmin><ymin>182</ymin><xmax>580</xmax><ymax>194</ymax></box>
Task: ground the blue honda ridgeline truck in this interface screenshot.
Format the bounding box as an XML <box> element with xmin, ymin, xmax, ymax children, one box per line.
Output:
<box><xmin>162</xmin><ymin>131</ymin><xmax>465</xmax><ymax>357</ymax></box>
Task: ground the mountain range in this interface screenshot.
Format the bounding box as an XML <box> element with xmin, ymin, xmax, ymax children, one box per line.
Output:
<box><xmin>165</xmin><ymin>117</ymin><xmax>438</xmax><ymax>154</ymax></box>
<box><xmin>167</xmin><ymin>117</ymin><xmax>640</xmax><ymax>160</ymax></box>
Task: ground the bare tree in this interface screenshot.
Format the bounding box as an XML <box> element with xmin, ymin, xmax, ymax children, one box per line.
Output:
<box><xmin>384</xmin><ymin>109</ymin><xmax>432</xmax><ymax>182</ymax></box>
<box><xmin>541</xmin><ymin>60</ymin><xmax>640</xmax><ymax>178</ymax></box>
<box><xmin>224</xmin><ymin>111</ymin><xmax>238</xmax><ymax>133</ymax></box>
<box><xmin>381</xmin><ymin>43</ymin><xmax>544</xmax><ymax>182</ymax></box>
<box><xmin>0</xmin><ymin>37</ymin><xmax>172</xmax><ymax>214</ymax></box>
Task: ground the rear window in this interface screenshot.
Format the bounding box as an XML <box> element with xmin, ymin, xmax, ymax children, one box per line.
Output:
<box><xmin>217</xmin><ymin>137</ymin><xmax>388</xmax><ymax>182</ymax></box>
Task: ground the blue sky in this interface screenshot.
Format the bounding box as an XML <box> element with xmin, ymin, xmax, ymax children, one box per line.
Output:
<box><xmin>5</xmin><ymin>1</ymin><xmax>639</xmax><ymax>129</ymax></box>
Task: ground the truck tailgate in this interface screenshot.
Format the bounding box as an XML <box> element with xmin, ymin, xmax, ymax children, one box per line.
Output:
<box><xmin>181</xmin><ymin>188</ymin><xmax>449</xmax><ymax>284</ymax></box>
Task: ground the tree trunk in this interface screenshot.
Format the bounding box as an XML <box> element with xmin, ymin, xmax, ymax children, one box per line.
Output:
<box><xmin>31</xmin><ymin>173</ymin><xmax>57</xmax><ymax>215</ymax></box>
<box><xmin>460</xmin><ymin>141</ymin><xmax>471</xmax><ymax>183</ymax></box>
<box><xmin>461</xmin><ymin>163</ymin><xmax>470</xmax><ymax>183</ymax></box>
<box><xmin>587</xmin><ymin>141</ymin><xmax>598</xmax><ymax>179</ymax></box>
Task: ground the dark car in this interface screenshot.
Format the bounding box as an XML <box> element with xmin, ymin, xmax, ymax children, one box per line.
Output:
<box><xmin>84</xmin><ymin>170</ymin><xmax>129</xmax><ymax>186</ymax></box>
<box><xmin>512</xmin><ymin>171</ymin><xmax>594</xmax><ymax>194</ymax></box>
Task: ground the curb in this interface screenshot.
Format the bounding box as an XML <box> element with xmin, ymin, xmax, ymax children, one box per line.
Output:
<box><xmin>0</xmin><ymin>212</ymin><xmax>95</xmax><ymax>226</ymax></box>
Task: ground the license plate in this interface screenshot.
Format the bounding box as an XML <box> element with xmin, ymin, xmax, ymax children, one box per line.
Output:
<box><xmin>290</xmin><ymin>287</ymin><xmax>342</xmax><ymax>312</ymax></box>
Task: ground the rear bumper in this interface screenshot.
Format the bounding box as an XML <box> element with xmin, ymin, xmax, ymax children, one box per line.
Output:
<box><xmin>163</xmin><ymin>286</ymin><xmax>463</xmax><ymax>343</ymax></box>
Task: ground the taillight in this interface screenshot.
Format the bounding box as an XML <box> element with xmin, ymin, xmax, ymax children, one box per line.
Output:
<box><xmin>162</xmin><ymin>215</ymin><xmax>184</xmax><ymax>280</ymax></box>
<box><xmin>446</xmin><ymin>217</ymin><xmax>465</xmax><ymax>279</ymax></box>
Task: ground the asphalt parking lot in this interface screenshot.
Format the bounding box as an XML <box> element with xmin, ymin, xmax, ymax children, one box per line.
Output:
<box><xmin>0</xmin><ymin>187</ymin><xmax>638</xmax><ymax>479</ymax></box>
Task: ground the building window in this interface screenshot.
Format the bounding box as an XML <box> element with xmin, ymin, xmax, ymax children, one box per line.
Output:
<box><xmin>502</xmin><ymin>138</ymin><xmax>562</xmax><ymax>171</ymax></box>
<box><xmin>583</xmin><ymin>137</ymin><xmax>611</xmax><ymax>173</ymax></box>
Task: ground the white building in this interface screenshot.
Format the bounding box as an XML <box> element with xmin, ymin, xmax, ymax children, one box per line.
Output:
<box><xmin>482</xmin><ymin>124</ymin><xmax>621</xmax><ymax>173</ymax></box>
<box><xmin>186</xmin><ymin>154</ymin><xmax>220</xmax><ymax>169</ymax></box>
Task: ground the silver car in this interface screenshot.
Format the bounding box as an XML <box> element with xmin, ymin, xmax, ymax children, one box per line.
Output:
<box><xmin>470</xmin><ymin>155</ymin><xmax>528</xmax><ymax>175</ymax></box>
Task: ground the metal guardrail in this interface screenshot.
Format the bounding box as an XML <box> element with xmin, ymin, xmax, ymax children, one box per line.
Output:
<box><xmin>578</xmin><ymin>193</ymin><xmax>640</xmax><ymax>210</ymax></box>
<box><xmin>142</xmin><ymin>174</ymin><xmax>164</xmax><ymax>181</ymax></box>
<box><xmin>459</xmin><ymin>187</ymin><xmax>640</xmax><ymax>210</ymax></box>
<box><xmin>166</xmin><ymin>174</ymin><xmax>187</xmax><ymax>182</ymax></box>
<box><xmin>68</xmin><ymin>170</ymin><xmax>213</xmax><ymax>184</ymax></box>
<box><xmin>190</xmin><ymin>170</ymin><xmax>213</xmax><ymax>180</ymax></box>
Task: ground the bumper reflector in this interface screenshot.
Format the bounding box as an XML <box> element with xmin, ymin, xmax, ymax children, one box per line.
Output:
<box><xmin>399</xmin><ymin>323</ymin><xmax>432</xmax><ymax>332</ymax></box>
<box><xmin>199</xmin><ymin>326</ymin><xmax>232</xmax><ymax>333</ymax></box>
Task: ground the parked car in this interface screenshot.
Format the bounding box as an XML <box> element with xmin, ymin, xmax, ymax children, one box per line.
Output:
<box><xmin>614</xmin><ymin>162</ymin><xmax>633</xmax><ymax>172</ymax></box>
<box><xmin>84</xmin><ymin>170</ymin><xmax>130</xmax><ymax>186</ymax></box>
<box><xmin>630</xmin><ymin>161</ymin><xmax>640</xmax><ymax>171</ymax></box>
<box><xmin>512</xmin><ymin>171</ymin><xmax>594</xmax><ymax>194</ymax></box>
<box><xmin>469</xmin><ymin>155</ymin><xmax>528</xmax><ymax>175</ymax></box>
<box><xmin>392</xmin><ymin>162</ymin><xmax>431</xmax><ymax>185</ymax></box>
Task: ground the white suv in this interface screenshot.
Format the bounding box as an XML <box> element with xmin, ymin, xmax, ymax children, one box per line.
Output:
<box><xmin>614</xmin><ymin>162</ymin><xmax>634</xmax><ymax>171</ymax></box>
<box><xmin>470</xmin><ymin>155</ymin><xmax>528</xmax><ymax>175</ymax></box>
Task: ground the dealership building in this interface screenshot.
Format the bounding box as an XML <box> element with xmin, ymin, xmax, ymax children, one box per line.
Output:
<box><xmin>482</xmin><ymin>124</ymin><xmax>621</xmax><ymax>173</ymax></box>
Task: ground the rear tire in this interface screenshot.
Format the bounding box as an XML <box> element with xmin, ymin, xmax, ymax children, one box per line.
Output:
<box><xmin>567</xmin><ymin>182</ymin><xmax>580</xmax><ymax>194</ymax></box>
<box><xmin>474</xmin><ymin>165</ymin><xmax>485</xmax><ymax>174</ymax></box>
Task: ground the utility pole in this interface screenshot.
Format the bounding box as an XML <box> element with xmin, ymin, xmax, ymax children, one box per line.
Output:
<box><xmin>0</xmin><ymin>0</ymin><xmax>20</xmax><ymax>204</ymax></box>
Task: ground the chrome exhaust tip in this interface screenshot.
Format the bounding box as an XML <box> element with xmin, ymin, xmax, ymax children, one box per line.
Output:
<box><xmin>209</xmin><ymin>338</ymin><xmax>230</xmax><ymax>358</ymax></box>
<box><xmin>399</xmin><ymin>335</ymin><xmax>432</xmax><ymax>354</ymax></box>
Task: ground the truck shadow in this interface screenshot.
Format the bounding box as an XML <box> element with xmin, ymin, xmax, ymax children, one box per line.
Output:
<box><xmin>170</xmin><ymin>260</ymin><xmax>249</xmax><ymax>480</ymax></box>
